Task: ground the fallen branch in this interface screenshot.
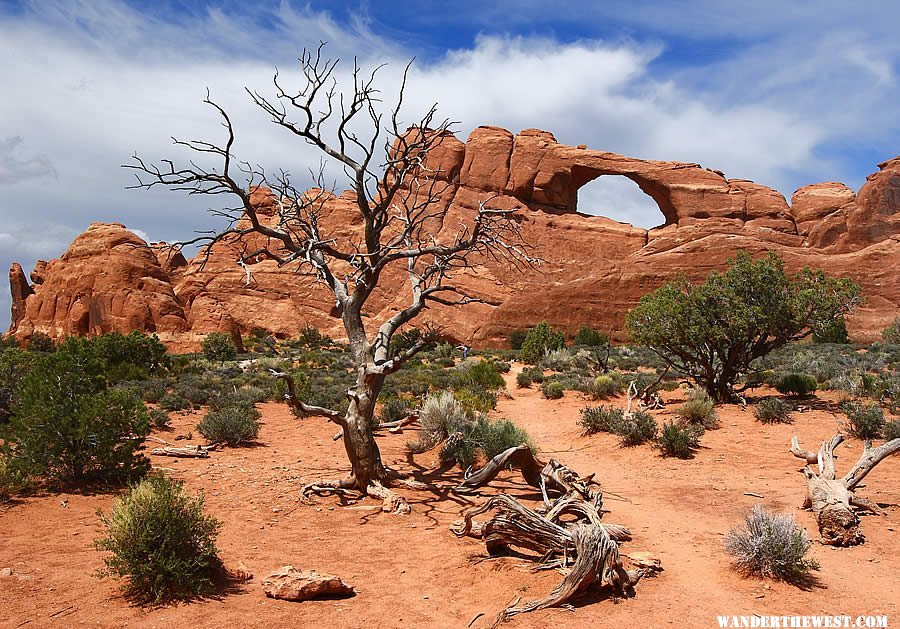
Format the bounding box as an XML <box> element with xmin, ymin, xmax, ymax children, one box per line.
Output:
<box><xmin>150</xmin><ymin>445</ymin><xmax>212</xmax><ymax>458</ymax></box>
<box><xmin>790</xmin><ymin>434</ymin><xmax>900</xmax><ymax>545</ymax></box>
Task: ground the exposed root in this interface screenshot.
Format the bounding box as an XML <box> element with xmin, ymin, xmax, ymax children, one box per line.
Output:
<box><xmin>452</xmin><ymin>456</ymin><xmax>654</xmax><ymax>624</ymax></box>
<box><xmin>300</xmin><ymin>477</ymin><xmax>361</xmax><ymax>504</ymax></box>
<box><xmin>366</xmin><ymin>480</ymin><xmax>411</xmax><ymax>515</ymax></box>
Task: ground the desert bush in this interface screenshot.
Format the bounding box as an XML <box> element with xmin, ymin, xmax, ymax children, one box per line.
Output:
<box><xmin>197</xmin><ymin>403</ymin><xmax>260</xmax><ymax>446</ymax></box>
<box><xmin>813</xmin><ymin>316</ymin><xmax>850</xmax><ymax>344</ymax></box>
<box><xmin>26</xmin><ymin>332</ymin><xmax>55</xmax><ymax>353</ymax></box>
<box><xmin>148</xmin><ymin>409</ymin><xmax>172</xmax><ymax>431</ymax></box>
<box><xmin>0</xmin><ymin>455</ymin><xmax>27</xmax><ymax>502</ymax></box>
<box><xmin>3</xmin><ymin>345</ymin><xmax>150</xmax><ymax>485</ymax></box>
<box><xmin>883</xmin><ymin>420</ymin><xmax>900</xmax><ymax>441</ymax></box>
<box><xmin>540</xmin><ymin>348</ymin><xmax>574</xmax><ymax>372</ymax></box>
<box><xmin>617</xmin><ymin>410</ymin><xmax>658</xmax><ymax>446</ymax></box>
<box><xmin>519</xmin><ymin>322</ymin><xmax>566</xmax><ymax>364</ymax></box>
<box><xmin>0</xmin><ymin>335</ymin><xmax>18</xmax><ymax>351</ymax></box>
<box><xmin>379</xmin><ymin>397</ymin><xmax>411</xmax><ymax>424</ymax></box>
<box><xmin>410</xmin><ymin>392</ymin><xmax>472</xmax><ymax>453</ymax></box>
<box><xmin>585</xmin><ymin>374</ymin><xmax>623</xmax><ymax>400</ymax></box>
<box><xmin>626</xmin><ymin>252</ymin><xmax>860</xmax><ymax>402</ymax></box>
<box><xmin>516</xmin><ymin>371</ymin><xmax>533</xmax><ymax>388</ymax></box>
<box><xmin>775</xmin><ymin>373</ymin><xmax>818</xmax><ymax>397</ymax></box>
<box><xmin>201</xmin><ymin>333</ymin><xmax>237</xmax><ymax>362</ymax></box>
<box><xmin>520</xmin><ymin>366</ymin><xmax>545</xmax><ymax>384</ymax></box>
<box><xmin>541</xmin><ymin>381</ymin><xmax>565</xmax><ymax>399</ymax></box>
<box><xmin>676</xmin><ymin>391</ymin><xmax>718</xmax><ymax>429</ymax></box>
<box><xmin>572</xmin><ymin>327</ymin><xmax>608</xmax><ymax>348</ymax></box>
<box><xmin>883</xmin><ymin>317</ymin><xmax>900</xmax><ymax>345</ymax></box>
<box><xmin>840</xmin><ymin>401</ymin><xmax>885</xmax><ymax>440</ymax></box>
<box><xmin>657</xmin><ymin>421</ymin><xmax>703</xmax><ymax>458</ymax></box>
<box><xmin>91</xmin><ymin>332</ymin><xmax>168</xmax><ymax>377</ymax></box>
<box><xmin>451</xmin><ymin>360</ymin><xmax>505</xmax><ymax>391</ymax></box>
<box><xmin>159</xmin><ymin>392</ymin><xmax>191</xmax><ymax>412</ymax></box>
<box><xmin>492</xmin><ymin>359</ymin><xmax>511</xmax><ymax>373</ymax></box>
<box><xmin>753</xmin><ymin>397</ymin><xmax>794</xmax><ymax>424</ymax></box>
<box><xmin>725</xmin><ymin>505</ymin><xmax>819</xmax><ymax>583</ymax></box>
<box><xmin>440</xmin><ymin>415</ymin><xmax>535</xmax><ymax>469</ymax></box>
<box><xmin>509</xmin><ymin>330</ymin><xmax>527</xmax><ymax>350</ymax></box>
<box><xmin>95</xmin><ymin>474</ymin><xmax>222</xmax><ymax>604</ymax></box>
<box><xmin>133</xmin><ymin>379</ymin><xmax>168</xmax><ymax>404</ymax></box>
<box><xmin>453</xmin><ymin>388</ymin><xmax>497</xmax><ymax>414</ymax></box>
<box><xmin>0</xmin><ymin>348</ymin><xmax>35</xmax><ymax>423</ymax></box>
<box><xmin>296</xmin><ymin>324</ymin><xmax>332</xmax><ymax>349</ymax></box>
<box><xmin>579</xmin><ymin>405</ymin><xmax>625</xmax><ymax>435</ymax></box>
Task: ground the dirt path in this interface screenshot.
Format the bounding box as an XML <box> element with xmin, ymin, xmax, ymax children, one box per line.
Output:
<box><xmin>1</xmin><ymin>369</ymin><xmax>898</xmax><ymax>628</ymax></box>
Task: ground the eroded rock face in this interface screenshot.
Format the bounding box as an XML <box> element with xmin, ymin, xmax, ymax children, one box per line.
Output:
<box><xmin>8</xmin><ymin>127</ymin><xmax>900</xmax><ymax>346</ymax></box>
<box><xmin>8</xmin><ymin>263</ymin><xmax>33</xmax><ymax>334</ymax></box>
<box><xmin>9</xmin><ymin>223</ymin><xmax>188</xmax><ymax>341</ymax></box>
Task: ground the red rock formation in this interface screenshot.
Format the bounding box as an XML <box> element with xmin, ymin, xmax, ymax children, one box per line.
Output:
<box><xmin>8</xmin><ymin>127</ymin><xmax>900</xmax><ymax>347</ymax></box>
<box><xmin>8</xmin><ymin>263</ymin><xmax>33</xmax><ymax>334</ymax></box>
<box><xmin>9</xmin><ymin>223</ymin><xmax>188</xmax><ymax>342</ymax></box>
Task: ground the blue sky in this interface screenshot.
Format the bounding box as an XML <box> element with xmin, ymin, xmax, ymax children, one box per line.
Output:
<box><xmin>2</xmin><ymin>1</ymin><xmax>899</xmax><ymax>329</ymax></box>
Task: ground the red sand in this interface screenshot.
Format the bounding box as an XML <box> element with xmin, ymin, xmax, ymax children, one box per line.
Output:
<box><xmin>1</xmin><ymin>370</ymin><xmax>898</xmax><ymax>628</ymax></box>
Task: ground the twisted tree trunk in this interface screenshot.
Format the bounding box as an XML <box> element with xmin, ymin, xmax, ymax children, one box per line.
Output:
<box><xmin>790</xmin><ymin>434</ymin><xmax>900</xmax><ymax>545</ymax></box>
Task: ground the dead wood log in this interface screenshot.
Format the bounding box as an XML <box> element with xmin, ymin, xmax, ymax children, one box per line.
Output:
<box><xmin>150</xmin><ymin>445</ymin><xmax>212</xmax><ymax>458</ymax></box>
<box><xmin>790</xmin><ymin>434</ymin><xmax>900</xmax><ymax>546</ymax></box>
<box><xmin>453</xmin><ymin>493</ymin><xmax>649</xmax><ymax>626</ymax></box>
<box><xmin>455</xmin><ymin>444</ymin><xmax>602</xmax><ymax>508</ymax></box>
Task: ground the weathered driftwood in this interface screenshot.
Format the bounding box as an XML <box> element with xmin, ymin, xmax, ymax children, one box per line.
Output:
<box><xmin>791</xmin><ymin>434</ymin><xmax>900</xmax><ymax>545</ymax></box>
<box><xmin>150</xmin><ymin>445</ymin><xmax>212</xmax><ymax>458</ymax></box>
<box><xmin>452</xmin><ymin>451</ymin><xmax>655</xmax><ymax>625</ymax></box>
<box><xmin>455</xmin><ymin>444</ymin><xmax>602</xmax><ymax>509</ymax></box>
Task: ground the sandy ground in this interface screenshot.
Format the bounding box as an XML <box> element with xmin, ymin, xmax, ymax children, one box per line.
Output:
<box><xmin>1</xmin><ymin>368</ymin><xmax>898</xmax><ymax>628</ymax></box>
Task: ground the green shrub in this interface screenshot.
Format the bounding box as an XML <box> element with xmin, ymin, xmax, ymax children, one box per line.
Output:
<box><xmin>148</xmin><ymin>409</ymin><xmax>172</xmax><ymax>431</ymax></box>
<box><xmin>201</xmin><ymin>333</ymin><xmax>237</xmax><ymax>362</ymax></box>
<box><xmin>439</xmin><ymin>415</ymin><xmax>534</xmax><ymax>469</ymax></box>
<box><xmin>813</xmin><ymin>316</ymin><xmax>850</xmax><ymax>344</ymax></box>
<box><xmin>676</xmin><ymin>392</ymin><xmax>718</xmax><ymax>428</ymax></box>
<box><xmin>3</xmin><ymin>345</ymin><xmax>150</xmax><ymax>484</ymax></box>
<box><xmin>541</xmin><ymin>381</ymin><xmax>565</xmax><ymax>399</ymax></box>
<box><xmin>0</xmin><ymin>335</ymin><xmax>18</xmax><ymax>351</ymax></box>
<box><xmin>585</xmin><ymin>375</ymin><xmax>622</xmax><ymax>400</ymax></box>
<box><xmin>540</xmin><ymin>348</ymin><xmax>574</xmax><ymax>372</ymax></box>
<box><xmin>0</xmin><ymin>348</ymin><xmax>36</xmax><ymax>423</ymax></box>
<box><xmin>159</xmin><ymin>392</ymin><xmax>191</xmax><ymax>412</ymax></box>
<box><xmin>492</xmin><ymin>360</ymin><xmax>512</xmax><ymax>374</ymax></box>
<box><xmin>451</xmin><ymin>360</ymin><xmax>505</xmax><ymax>391</ymax></box>
<box><xmin>521</xmin><ymin>366</ymin><xmax>544</xmax><ymax>383</ymax></box>
<box><xmin>573</xmin><ymin>327</ymin><xmax>608</xmax><ymax>348</ymax></box>
<box><xmin>453</xmin><ymin>387</ymin><xmax>497</xmax><ymax>413</ymax></box>
<box><xmin>883</xmin><ymin>317</ymin><xmax>900</xmax><ymax>345</ymax></box>
<box><xmin>754</xmin><ymin>397</ymin><xmax>794</xmax><ymax>424</ymax></box>
<box><xmin>297</xmin><ymin>324</ymin><xmax>332</xmax><ymax>349</ymax></box>
<box><xmin>379</xmin><ymin>397</ymin><xmax>411</xmax><ymax>424</ymax></box>
<box><xmin>95</xmin><ymin>474</ymin><xmax>222</xmax><ymax>604</ymax></box>
<box><xmin>26</xmin><ymin>332</ymin><xmax>55</xmax><ymax>353</ymax></box>
<box><xmin>197</xmin><ymin>404</ymin><xmax>260</xmax><ymax>446</ymax></box>
<box><xmin>884</xmin><ymin>420</ymin><xmax>900</xmax><ymax>441</ymax></box>
<box><xmin>0</xmin><ymin>455</ymin><xmax>27</xmax><ymax>502</ymax></box>
<box><xmin>579</xmin><ymin>405</ymin><xmax>625</xmax><ymax>435</ymax></box>
<box><xmin>408</xmin><ymin>392</ymin><xmax>472</xmax><ymax>454</ymax></box>
<box><xmin>617</xmin><ymin>410</ymin><xmax>658</xmax><ymax>446</ymax></box>
<box><xmin>657</xmin><ymin>421</ymin><xmax>703</xmax><ymax>458</ymax></box>
<box><xmin>725</xmin><ymin>505</ymin><xmax>819</xmax><ymax>584</ymax></box>
<box><xmin>840</xmin><ymin>401</ymin><xmax>885</xmax><ymax>440</ymax></box>
<box><xmin>509</xmin><ymin>330</ymin><xmax>527</xmax><ymax>350</ymax></box>
<box><xmin>775</xmin><ymin>373</ymin><xmax>818</xmax><ymax>397</ymax></box>
<box><xmin>516</xmin><ymin>371</ymin><xmax>533</xmax><ymax>388</ymax></box>
<box><xmin>135</xmin><ymin>380</ymin><xmax>168</xmax><ymax>404</ymax></box>
<box><xmin>519</xmin><ymin>322</ymin><xmax>566</xmax><ymax>364</ymax></box>
<box><xmin>91</xmin><ymin>332</ymin><xmax>168</xmax><ymax>377</ymax></box>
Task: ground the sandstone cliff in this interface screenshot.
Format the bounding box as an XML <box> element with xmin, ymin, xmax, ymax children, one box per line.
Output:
<box><xmin>8</xmin><ymin>128</ymin><xmax>899</xmax><ymax>349</ymax></box>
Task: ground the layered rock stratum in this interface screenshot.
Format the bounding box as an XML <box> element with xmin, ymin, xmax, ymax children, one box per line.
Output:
<box><xmin>7</xmin><ymin>127</ymin><xmax>899</xmax><ymax>350</ymax></box>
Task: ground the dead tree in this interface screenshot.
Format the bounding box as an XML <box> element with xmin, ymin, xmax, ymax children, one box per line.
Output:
<box><xmin>452</xmin><ymin>448</ymin><xmax>657</xmax><ymax>624</ymax></box>
<box><xmin>125</xmin><ymin>44</ymin><xmax>534</xmax><ymax>513</ymax></box>
<box><xmin>790</xmin><ymin>434</ymin><xmax>900</xmax><ymax>545</ymax></box>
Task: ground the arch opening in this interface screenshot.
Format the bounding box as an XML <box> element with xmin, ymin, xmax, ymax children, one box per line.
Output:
<box><xmin>574</xmin><ymin>174</ymin><xmax>669</xmax><ymax>229</ymax></box>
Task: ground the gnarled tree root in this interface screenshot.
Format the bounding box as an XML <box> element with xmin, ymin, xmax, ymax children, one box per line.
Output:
<box><xmin>452</xmin><ymin>461</ymin><xmax>655</xmax><ymax>625</ymax></box>
<box><xmin>791</xmin><ymin>434</ymin><xmax>900</xmax><ymax>546</ymax></box>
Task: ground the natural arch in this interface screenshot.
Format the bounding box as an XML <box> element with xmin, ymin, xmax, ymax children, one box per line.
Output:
<box><xmin>572</xmin><ymin>172</ymin><xmax>670</xmax><ymax>229</ymax></box>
